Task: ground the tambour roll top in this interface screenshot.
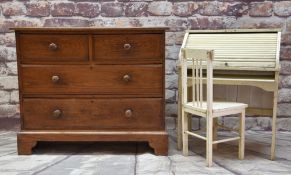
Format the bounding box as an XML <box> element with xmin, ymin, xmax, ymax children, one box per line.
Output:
<box><xmin>183</xmin><ymin>29</ymin><xmax>281</xmax><ymax>71</ymax></box>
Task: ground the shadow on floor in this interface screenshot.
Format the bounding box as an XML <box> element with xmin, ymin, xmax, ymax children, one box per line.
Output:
<box><xmin>32</xmin><ymin>141</ymin><xmax>154</xmax><ymax>155</ymax></box>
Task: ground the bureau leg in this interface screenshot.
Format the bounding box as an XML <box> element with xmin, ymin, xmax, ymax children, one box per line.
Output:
<box><xmin>271</xmin><ymin>73</ymin><xmax>279</xmax><ymax>160</ymax></box>
<box><xmin>177</xmin><ymin>67</ymin><xmax>183</xmax><ymax>150</ymax></box>
<box><xmin>271</xmin><ymin>90</ymin><xmax>278</xmax><ymax>160</ymax></box>
<box><xmin>17</xmin><ymin>135</ymin><xmax>37</xmax><ymax>155</ymax></box>
<box><xmin>149</xmin><ymin>136</ymin><xmax>168</xmax><ymax>156</ymax></box>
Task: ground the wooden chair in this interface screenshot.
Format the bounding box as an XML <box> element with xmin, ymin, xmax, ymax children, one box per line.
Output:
<box><xmin>181</xmin><ymin>48</ymin><xmax>248</xmax><ymax>167</ymax></box>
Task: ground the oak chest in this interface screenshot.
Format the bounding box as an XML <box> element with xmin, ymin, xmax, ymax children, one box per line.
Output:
<box><xmin>14</xmin><ymin>28</ymin><xmax>168</xmax><ymax>155</ymax></box>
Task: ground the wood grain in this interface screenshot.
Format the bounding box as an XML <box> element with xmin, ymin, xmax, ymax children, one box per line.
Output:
<box><xmin>19</xmin><ymin>34</ymin><xmax>89</xmax><ymax>63</ymax></box>
<box><xmin>93</xmin><ymin>34</ymin><xmax>163</xmax><ymax>64</ymax></box>
<box><xmin>21</xmin><ymin>65</ymin><xmax>163</xmax><ymax>95</ymax></box>
<box><xmin>17</xmin><ymin>131</ymin><xmax>168</xmax><ymax>155</ymax></box>
<box><xmin>22</xmin><ymin>98</ymin><xmax>163</xmax><ymax>130</ymax></box>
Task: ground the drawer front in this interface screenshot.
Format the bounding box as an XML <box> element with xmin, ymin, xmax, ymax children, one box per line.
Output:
<box><xmin>21</xmin><ymin>65</ymin><xmax>163</xmax><ymax>95</ymax></box>
<box><xmin>93</xmin><ymin>34</ymin><xmax>163</xmax><ymax>63</ymax></box>
<box><xmin>19</xmin><ymin>34</ymin><xmax>89</xmax><ymax>63</ymax></box>
<box><xmin>22</xmin><ymin>98</ymin><xmax>163</xmax><ymax>130</ymax></box>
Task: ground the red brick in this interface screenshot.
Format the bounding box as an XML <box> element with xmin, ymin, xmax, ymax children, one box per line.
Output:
<box><xmin>25</xmin><ymin>1</ymin><xmax>50</xmax><ymax>17</ymax></box>
<box><xmin>173</xmin><ymin>2</ymin><xmax>198</xmax><ymax>17</ymax></box>
<box><xmin>90</xmin><ymin>19</ymin><xmax>116</xmax><ymax>28</ymax></box>
<box><xmin>249</xmin><ymin>2</ymin><xmax>273</xmax><ymax>17</ymax></box>
<box><xmin>0</xmin><ymin>33</ymin><xmax>15</xmax><ymax>47</ymax></box>
<box><xmin>174</xmin><ymin>32</ymin><xmax>185</xmax><ymax>45</ymax></box>
<box><xmin>101</xmin><ymin>2</ymin><xmax>124</xmax><ymax>17</ymax></box>
<box><xmin>189</xmin><ymin>17</ymin><xmax>225</xmax><ymax>30</ymax></box>
<box><xmin>225</xmin><ymin>2</ymin><xmax>246</xmax><ymax>16</ymax></box>
<box><xmin>129</xmin><ymin>19</ymin><xmax>143</xmax><ymax>27</ymax></box>
<box><xmin>0</xmin><ymin>19</ymin><xmax>39</xmax><ymax>33</ymax></box>
<box><xmin>274</xmin><ymin>1</ymin><xmax>291</xmax><ymax>17</ymax></box>
<box><xmin>0</xmin><ymin>104</ymin><xmax>19</xmax><ymax>118</ymax></box>
<box><xmin>51</xmin><ymin>2</ymin><xmax>75</xmax><ymax>17</ymax></box>
<box><xmin>230</xmin><ymin>17</ymin><xmax>284</xmax><ymax>29</ymax></box>
<box><xmin>165</xmin><ymin>32</ymin><xmax>175</xmax><ymax>46</ymax></box>
<box><xmin>287</xmin><ymin>18</ymin><xmax>291</xmax><ymax>31</ymax></box>
<box><xmin>199</xmin><ymin>1</ymin><xmax>224</xmax><ymax>16</ymax></box>
<box><xmin>75</xmin><ymin>3</ymin><xmax>100</xmax><ymax>18</ymax></box>
<box><xmin>0</xmin><ymin>63</ymin><xmax>8</xmax><ymax>77</ymax></box>
<box><xmin>281</xmin><ymin>47</ymin><xmax>291</xmax><ymax>60</ymax></box>
<box><xmin>125</xmin><ymin>2</ymin><xmax>148</xmax><ymax>17</ymax></box>
<box><xmin>165</xmin><ymin>19</ymin><xmax>189</xmax><ymax>31</ymax></box>
<box><xmin>280</xmin><ymin>61</ymin><xmax>291</xmax><ymax>75</ymax></box>
<box><xmin>0</xmin><ymin>20</ymin><xmax>14</xmax><ymax>33</ymax></box>
<box><xmin>148</xmin><ymin>1</ymin><xmax>172</xmax><ymax>16</ymax></box>
<box><xmin>2</xmin><ymin>2</ymin><xmax>25</xmax><ymax>16</ymax></box>
<box><xmin>0</xmin><ymin>47</ymin><xmax>16</xmax><ymax>61</ymax></box>
<box><xmin>199</xmin><ymin>2</ymin><xmax>245</xmax><ymax>16</ymax></box>
<box><xmin>44</xmin><ymin>18</ymin><xmax>90</xmax><ymax>27</ymax></box>
<box><xmin>282</xmin><ymin>33</ymin><xmax>291</xmax><ymax>46</ymax></box>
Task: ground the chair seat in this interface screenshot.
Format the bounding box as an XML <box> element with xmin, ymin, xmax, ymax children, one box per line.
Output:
<box><xmin>184</xmin><ymin>101</ymin><xmax>248</xmax><ymax>114</ymax></box>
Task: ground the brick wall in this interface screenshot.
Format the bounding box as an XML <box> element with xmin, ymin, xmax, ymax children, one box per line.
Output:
<box><xmin>0</xmin><ymin>0</ymin><xmax>291</xmax><ymax>130</ymax></box>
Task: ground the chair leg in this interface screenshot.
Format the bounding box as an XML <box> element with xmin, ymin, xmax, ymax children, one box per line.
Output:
<box><xmin>239</xmin><ymin>110</ymin><xmax>245</xmax><ymax>160</ymax></box>
<box><xmin>213</xmin><ymin>118</ymin><xmax>218</xmax><ymax>150</ymax></box>
<box><xmin>206</xmin><ymin>114</ymin><xmax>213</xmax><ymax>167</ymax></box>
<box><xmin>182</xmin><ymin>110</ymin><xmax>189</xmax><ymax>156</ymax></box>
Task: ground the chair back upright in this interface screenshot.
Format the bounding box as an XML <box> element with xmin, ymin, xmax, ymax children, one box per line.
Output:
<box><xmin>181</xmin><ymin>49</ymin><xmax>214</xmax><ymax>115</ymax></box>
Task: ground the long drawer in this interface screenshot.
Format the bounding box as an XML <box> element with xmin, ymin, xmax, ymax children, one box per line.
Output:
<box><xmin>22</xmin><ymin>98</ymin><xmax>163</xmax><ymax>130</ymax></box>
<box><xmin>21</xmin><ymin>65</ymin><xmax>163</xmax><ymax>95</ymax></box>
<box><xmin>19</xmin><ymin>34</ymin><xmax>89</xmax><ymax>63</ymax></box>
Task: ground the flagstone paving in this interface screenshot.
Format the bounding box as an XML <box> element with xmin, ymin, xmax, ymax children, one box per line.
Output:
<box><xmin>0</xmin><ymin>130</ymin><xmax>290</xmax><ymax>175</ymax></box>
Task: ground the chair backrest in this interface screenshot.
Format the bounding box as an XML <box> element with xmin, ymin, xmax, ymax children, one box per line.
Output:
<box><xmin>181</xmin><ymin>48</ymin><xmax>214</xmax><ymax>113</ymax></box>
<box><xmin>183</xmin><ymin>29</ymin><xmax>281</xmax><ymax>71</ymax></box>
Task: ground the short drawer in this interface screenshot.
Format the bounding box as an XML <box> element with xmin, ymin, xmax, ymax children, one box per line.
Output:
<box><xmin>21</xmin><ymin>65</ymin><xmax>163</xmax><ymax>95</ymax></box>
<box><xmin>22</xmin><ymin>98</ymin><xmax>164</xmax><ymax>130</ymax></box>
<box><xmin>93</xmin><ymin>34</ymin><xmax>163</xmax><ymax>64</ymax></box>
<box><xmin>19</xmin><ymin>34</ymin><xmax>89</xmax><ymax>63</ymax></box>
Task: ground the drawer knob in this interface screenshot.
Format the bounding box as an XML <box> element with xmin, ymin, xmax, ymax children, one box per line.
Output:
<box><xmin>49</xmin><ymin>43</ymin><xmax>58</xmax><ymax>51</ymax></box>
<box><xmin>123</xmin><ymin>74</ymin><xmax>131</xmax><ymax>82</ymax></box>
<box><xmin>53</xmin><ymin>109</ymin><xmax>62</xmax><ymax>118</ymax></box>
<box><xmin>225</xmin><ymin>62</ymin><xmax>229</xmax><ymax>66</ymax></box>
<box><xmin>125</xmin><ymin>109</ymin><xmax>133</xmax><ymax>118</ymax></box>
<box><xmin>52</xmin><ymin>75</ymin><xmax>60</xmax><ymax>83</ymax></box>
<box><xmin>123</xmin><ymin>43</ymin><xmax>131</xmax><ymax>50</ymax></box>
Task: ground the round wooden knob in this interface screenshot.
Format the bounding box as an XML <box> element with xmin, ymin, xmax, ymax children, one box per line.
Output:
<box><xmin>123</xmin><ymin>43</ymin><xmax>131</xmax><ymax>50</ymax></box>
<box><xmin>53</xmin><ymin>109</ymin><xmax>62</xmax><ymax>118</ymax></box>
<box><xmin>49</xmin><ymin>43</ymin><xmax>58</xmax><ymax>51</ymax></box>
<box><xmin>225</xmin><ymin>62</ymin><xmax>229</xmax><ymax>66</ymax></box>
<box><xmin>125</xmin><ymin>109</ymin><xmax>133</xmax><ymax>118</ymax></box>
<box><xmin>52</xmin><ymin>75</ymin><xmax>60</xmax><ymax>83</ymax></box>
<box><xmin>123</xmin><ymin>74</ymin><xmax>131</xmax><ymax>82</ymax></box>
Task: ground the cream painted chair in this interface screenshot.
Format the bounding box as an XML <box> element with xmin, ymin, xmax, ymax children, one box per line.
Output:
<box><xmin>181</xmin><ymin>48</ymin><xmax>248</xmax><ymax>167</ymax></box>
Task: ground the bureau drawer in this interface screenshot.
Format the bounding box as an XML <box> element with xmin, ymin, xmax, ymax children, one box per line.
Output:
<box><xmin>22</xmin><ymin>98</ymin><xmax>164</xmax><ymax>130</ymax></box>
<box><xmin>93</xmin><ymin>34</ymin><xmax>163</xmax><ymax>64</ymax></box>
<box><xmin>19</xmin><ymin>34</ymin><xmax>89</xmax><ymax>63</ymax></box>
<box><xmin>21</xmin><ymin>65</ymin><xmax>163</xmax><ymax>95</ymax></box>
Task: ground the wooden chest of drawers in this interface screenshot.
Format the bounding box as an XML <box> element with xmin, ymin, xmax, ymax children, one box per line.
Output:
<box><xmin>14</xmin><ymin>28</ymin><xmax>168</xmax><ymax>155</ymax></box>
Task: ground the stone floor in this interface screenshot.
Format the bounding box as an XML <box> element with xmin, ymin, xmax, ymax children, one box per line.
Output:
<box><xmin>0</xmin><ymin>130</ymin><xmax>291</xmax><ymax>175</ymax></box>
